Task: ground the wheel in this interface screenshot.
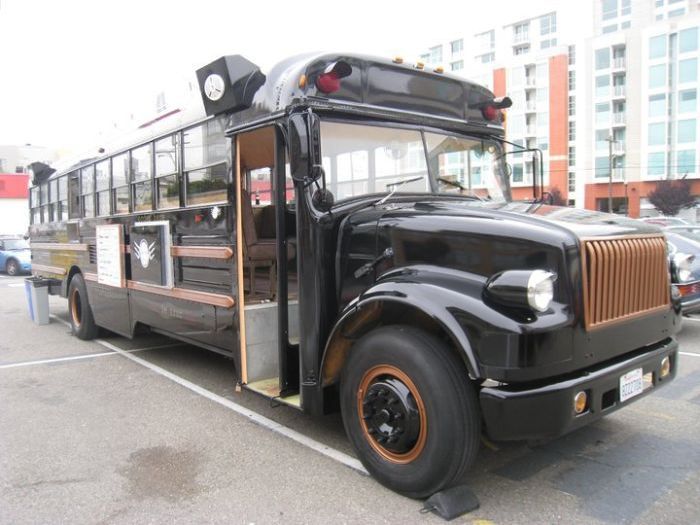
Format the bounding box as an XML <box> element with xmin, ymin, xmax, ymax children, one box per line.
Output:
<box><xmin>68</xmin><ymin>273</ymin><xmax>98</xmax><ymax>340</ymax></box>
<box><xmin>6</xmin><ymin>259</ymin><xmax>19</xmax><ymax>276</ymax></box>
<box><xmin>340</xmin><ymin>325</ymin><xmax>480</xmax><ymax>498</ymax></box>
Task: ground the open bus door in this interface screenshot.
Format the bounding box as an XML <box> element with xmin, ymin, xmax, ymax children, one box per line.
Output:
<box><xmin>233</xmin><ymin>127</ymin><xmax>300</xmax><ymax>407</ymax></box>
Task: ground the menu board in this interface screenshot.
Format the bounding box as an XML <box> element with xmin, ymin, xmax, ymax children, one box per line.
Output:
<box><xmin>96</xmin><ymin>224</ymin><xmax>125</xmax><ymax>288</ymax></box>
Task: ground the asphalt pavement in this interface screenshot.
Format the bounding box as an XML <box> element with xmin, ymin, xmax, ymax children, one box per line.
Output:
<box><xmin>1</xmin><ymin>272</ymin><xmax>699</xmax><ymax>524</ymax></box>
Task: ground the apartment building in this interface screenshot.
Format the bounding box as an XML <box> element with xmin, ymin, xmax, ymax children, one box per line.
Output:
<box><xmin>583</xmin><ymin>0</ymin><xmax>700</xmax><ymax>218</ymax></box>
<box><xmin>418</xmin><ymin>4</ymin><xmax>591</xmax><ymax>205</ymax></box>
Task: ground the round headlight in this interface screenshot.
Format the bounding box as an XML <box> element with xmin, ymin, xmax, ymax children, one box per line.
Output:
<box><xmin>672</xmin><ymin>253</ymin><xmax>694</xmax><ymax>283</ymax></box>
<box><xmin>527</xmin><ymin>270</ymin><xmax>556</xmax><ymax>312</ymax></box>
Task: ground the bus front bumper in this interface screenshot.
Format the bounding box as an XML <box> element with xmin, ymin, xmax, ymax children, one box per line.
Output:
<box><xmin>479</xmin><ymin>338</ymin><xmax>678</xmax><ymax>442</ymax></box>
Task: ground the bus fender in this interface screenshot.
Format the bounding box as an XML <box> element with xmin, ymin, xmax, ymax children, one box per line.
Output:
<box><xmin>320</xmin><ymin>266</ymin><xmax>509</xmax><ymax>387</ymax></box>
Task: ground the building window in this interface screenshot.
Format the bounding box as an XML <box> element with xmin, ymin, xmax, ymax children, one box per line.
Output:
<box><xmin>513</xmin><ymin>22</ymin><xmax>529</xmax><ymax>42</ymax></box>
<box><xmin>621</xmin><ymin>0</ymin><xmax>631</xmax><ymax>16</ymax></box>
<box><xmin>649</xmin><ymin>64</ymin><xmax>666</xmax><ymax>88</ymax></box>
<box><xmin>595</xmin><ymin>156</ymin><xmax>610</xmax><ymax>178</ymax></box>
<box><xmin>568</xmin><ymin>172</ymin><xmax>576</xmax><ymax>192</ymax></box>
<box><xmin>540</xmin><ymin>13</ymin><xmax>556</xmax><ymax>35</ymax></box>
<box><xmin>514</xmin><ymin>45</ymin><xmax>530</xmax><ymax>56</ymax></box>
<box><xmin>451</xmin><ymin>60</ymin><xmax>464</xmax><ymax>71</ymax></box>
<box><xmin>475</xmin><ymin>30</ymin><xmax>495</xmax><ymax>53</ymax></box>
<box><xmin>541</xmin><ymin>38</ymin><xmax>557</xmax><ymax>49</ymax></box>
<box><xmin>602</xmin><ymin>0</ymin><xmax>617</xmax><ymax>20</ymax></box>
<box><xmin>679</xmin><ymin>58</ymin><xmax>697</xmax><ymax>83</ymax></box>
<box><xmin>677</xmin><ymin>150</ymin><xmax>696</xmax><ymax>176</ymax></box>
<box><xmin>596</xmin><ymin>130</ymin><xmax>609</xmax><ymax>151</ymax></box>
<box><xmin>568</xmin><ymin>70</ymin><xmax>576</xmax><ymax>90</ymax></box>
<box><xmin>156</xmin><ymin>91</ymin><xmax>166</xmax><ymax>113</ymax></box>
<box><xmin>426</xmin><ymin>45</ymin><xmax>442</xmax><ymax>64</ymax></box>
<box><xmin>649</xmin><ymin>35</ymin><xmax>666</xmax><ymax>59</ymax></box>
<box><xmin>678</xmin><ymin>119</ymin><xmax>696</xmax><ymax>143</ymax></box>
<box><xmin>648</xmin><ymin>152</ymin><xmax>665</xmax><ymax>177</ymax></box>
<box><xmin>621</xmin><ymin>21</ymin><xmax>631</xmax><ymax>29</ymax></box>
<box><xmin>595</xmin><ymin>48</ymin><xmax>610</xmax><ymax>70</ymax></box>
<box><xmin>679</xmin><ymin>27</ymin><xmax>698</xmax><ymax>53</ymax></box>
<box><xmin>603</xmin><ymin>25</ymin><xmax>618</xmax><ymax>34</ymax></box>
<box><xmin>568</xmin><ymin>121</ymin><xmax>576</xmax><ymax>141</ymax></box>
<box><xmin>569</xmin><ymin>96</ymin><xmax>576</xmax><ymax>116</ymax></box>
<box><xmin>595</xmin><ymin>102</ymin><xmax>610</xmax><ymax>125</ymax></box>
<box><xmin>648</xmin><ymin>122</ymin><xmax>666</xmax><ymax>145</ymax></box>
<box><xmin>679</xmin><ymin>89</ymin><xmax>697</xmax><ymax>114</ymax></box>
<box><xmin>569</xmin><ymin>147</ymin><xmax>576</xmax><ymax>166</ymax></box>
<box><xmin>568</xmin><ymin>45</ymin><xmax>576</xmax><ymax>65</ymax></box>
<box><xmin>668</xmin><ymin>8</ymin><xmax>685</xmax><ymax>17</ymax></box>
<box><xmin>477</xmin><ymin>53</ymin><xmax>494</xmax><ymax>64</ymax></box>
<box><xmin>450</xmin><ymin>39</ymin><xmax>463</xmax><ymax>55</ymax></box>
<box><xmin>596</xmin><ymin>75</ymin><xmax>610</xmax><ymax>97</ymax></box>
<box><xmin>512</xmin><ymin>164</ymin><xmax>523</xmax><ymax>182</ymax></box>
<box><xmin>649</xmin><ymin>94</ymin><xmax>666</xmax><ymax>117</ymax></box>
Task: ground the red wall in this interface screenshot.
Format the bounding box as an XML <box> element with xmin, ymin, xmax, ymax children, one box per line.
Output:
<box><xmin>585</xmin><ymin>180</ymin><xmax>700</xmax><ymax>218</ymax></box>
<box><xmin>0</xmin><ymin>174</ymin><xmax>29</xmax><ymax>199</ymax></box>
<box><xmin>548</xmin><ymin>54</ymin><xmax>569</xmax><ymax>201</ymax></box>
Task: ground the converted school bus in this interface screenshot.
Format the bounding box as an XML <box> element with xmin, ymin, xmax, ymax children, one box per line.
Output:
<box><xmin>29</xmin><ymin>53</ymin><xmax>681</xmax><ymax>497</ymax></box>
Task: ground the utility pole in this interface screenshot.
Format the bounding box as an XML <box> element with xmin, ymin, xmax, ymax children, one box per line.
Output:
<box><xmin>606</xmin><ymin>134</ymin><xmax>616</xmax><ymax>213</ymax></box>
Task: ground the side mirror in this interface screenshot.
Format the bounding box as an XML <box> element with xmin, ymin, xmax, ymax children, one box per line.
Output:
<box><xmin>288</xmin><ymin>112</ymin><xmax>322</xmax><ymax>184</ymax></box>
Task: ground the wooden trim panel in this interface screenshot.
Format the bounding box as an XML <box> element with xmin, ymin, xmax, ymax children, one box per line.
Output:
<box><xmin>581</xmin><ymin>234</ymin><xmax>670</xmax><ymax>330</ymax></box>
<box><xmin>126</xmin><ymin>280</ymin><xmax>235</xmax><ymax>308</ymax></box>
<box><xmin>170</xmin><ymin>246</ymin><xmax>233</xmax><ymax>259</ymax></box>
<box><xmin>32</xmin><ymin>264</ymin><xmax>67</xmax><ymax>276</ymax></box>
<box><xmin>31</xmin><ymin>242</ymin><xmax>88</xmax><ymax>252</ymax></box>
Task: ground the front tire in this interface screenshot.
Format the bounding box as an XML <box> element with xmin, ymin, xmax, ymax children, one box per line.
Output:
<box><xmin>6</xmin><ymin>259</ymin><xmax>19</xmax><ymax>276</ymax></box>
<box><xmin>340</xmin><ymin>325</ymin><xmax>480</xmax><ymax>498</ymax></box>
<box><xmin>68</xmin><ymin>273</ymin><xmax>98</xmax><ymax>340</ymax></box>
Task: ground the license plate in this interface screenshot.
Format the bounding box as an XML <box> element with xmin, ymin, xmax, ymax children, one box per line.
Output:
<box><xmin>619</xmin><ymin>368</ymin><xmax>644</xmax><ymax>403</ymax></box>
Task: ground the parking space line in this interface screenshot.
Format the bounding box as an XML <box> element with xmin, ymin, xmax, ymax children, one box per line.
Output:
<box><xmin>683</xmin><ymin>317</ymin><xmax>700</xmax><ymax>323</ymax></box>
<box><xmin>0</xmin><ymin>351</ymin><xmax>123</xmax><ymax>369</ymax></box>
<box><xmin>680</xmin><ymin>352</ymin><xmax>700</xmax><ymax>357</ymax></box>
<box><xmin>94</xmin><ymin>338</ymin><xmax>369</xmax><ymax>476</ymax></box>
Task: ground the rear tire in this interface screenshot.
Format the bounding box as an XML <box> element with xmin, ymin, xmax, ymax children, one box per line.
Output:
<box><xmin>68</xmin><ymin>273</ymin><xmax>98</xmax><ymax>340</ymax></box>
<box><xmin>340</xmin><ymin>325</ymin><xmax>480</xmax><ymax>498</ymax></box>
<box><xmin>6</xmin><ymin>259</ymin><xmax>19</xmax><ymax>276</ymax></box>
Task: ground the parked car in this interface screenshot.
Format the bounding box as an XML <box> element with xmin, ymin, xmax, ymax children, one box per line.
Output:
<box><xmin>641</xmin><ymin>216</ymin><xmax>690</xmax><ymax>227</ymax></box>
<box><xmin>0</xmin><ymin>236</ymin><xmax>31</xmax><ymax>276</ymax></box>
<box><xmin>665</xmin><ymin>226</ymin><xmax>700</xmax><ymax>315</ymax></box>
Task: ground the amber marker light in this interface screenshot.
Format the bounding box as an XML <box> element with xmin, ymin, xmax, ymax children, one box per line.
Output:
<box><xmin>574</xmin><ymin>391</ymin><xmax>588</xmax><ymax>414</ymax></box>
<box><xmin>393</xmin><ymin>56</ymin><xmax>404</xmax><ymax>64</ymax></box>
<box><xmin>415</xmin><ymin>61</ymin><xmax>425</xmax><ymax>70</ymax></box>
<box><xmin>298</xmin><ymin>74</ymin><xmax>307</xmax><ymax>89</ymax></box>
<box><xmin>660</xmin><ymin>356</ymin><xmax>671</xmax><ymax>378</ymax></box>
<box><xmin>434</xmin><ymin>66</ymin><xmax>444</xmax><ymax>73</ymax></box>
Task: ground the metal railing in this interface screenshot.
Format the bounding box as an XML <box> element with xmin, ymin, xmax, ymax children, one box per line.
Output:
<box><xmin>613</xmin><ymin>57</ymin><xmax>626</xmax><ymax>68</ymax></box>
<box><xmin>613</xmin><ymin>85</ymin><xmax>626</xmax><ymax>97</ymax></box>
<box><xmin>613</xmin><ymin>112</ymin><xmax>626</xmax><ymax>124</ymax></box>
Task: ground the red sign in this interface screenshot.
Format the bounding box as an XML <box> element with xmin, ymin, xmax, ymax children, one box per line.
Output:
<box><xmin>0</xmin><ymin>174</ymin><xmax>29</xmax><ymax>199</ymax></box>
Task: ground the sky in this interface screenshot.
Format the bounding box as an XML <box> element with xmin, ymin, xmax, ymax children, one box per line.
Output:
<box><xmin>0</xmin><ymin>0</ymin><xmax>578</xmax><ymax>159</ymax></box>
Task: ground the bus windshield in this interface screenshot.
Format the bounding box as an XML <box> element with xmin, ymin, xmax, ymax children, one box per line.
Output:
<box><xmin>320</xmin><ymin>121</ymin><xmax>510</xmax><ymax>203</ymax></box>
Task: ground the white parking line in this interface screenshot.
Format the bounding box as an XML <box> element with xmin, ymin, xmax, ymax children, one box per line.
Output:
<box><xmin>48</xmin><ymin>313</ymin><xmax>367</xmax><ymax>474</ymax></box>
<box><xmin>96</xmin><ymin>338</ymin><xmax>369</xmax><ymax>475</ymax></box>
<box><xmin>680</xmin><ymin>352</ymin><xmax>700</xmax><ymax>357</ymax></box>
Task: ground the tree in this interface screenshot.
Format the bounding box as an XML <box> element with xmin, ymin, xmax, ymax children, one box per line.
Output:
<box><xmin>647</xmin><ymin>179</ymin><xmax>696</xmax><ymax>216</ymax></box>
<box><xmin>548</xmin><ymin>187</ymin><xmax>567</xmax><ymax>206</ymax></box>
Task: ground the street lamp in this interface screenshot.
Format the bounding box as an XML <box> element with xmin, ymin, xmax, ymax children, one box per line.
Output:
<box><xmin>606</xmin><ymin>134</ymin><xmax>617</xmax><ymax>213</ymax></box>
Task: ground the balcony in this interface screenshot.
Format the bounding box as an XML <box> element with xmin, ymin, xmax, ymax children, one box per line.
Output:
<box><xmin>525</xmin><ymin>76</ymin><xmax>536</xmax><ymax>87</ymax></box>
<box><xmin>613</xmin><ymin>140</ymin><xmax>626</xmax><ymax>154</ymax></box>
<box><xmin>611</xmin><ymin>167</ymin><xmax>625</xmax><ymax>180</ymax></box>
<box><xmin>613</xmin><ymin>57</ymin><xmax>626</xmax><ymax>69</ymax></box>
<box><xmin>613</xmin><ymin>85</ymin><xmax>626</xmax><ymax>98</ymax></box>
<box><xmin>612</xmin><ymin>112</ymin><xmax>626</xmax><ymax>126</ymax></box>
<box><xmin>514</xmin><ymin>32</ymin><xmax>530</xmax><ymax>45</ymax></box>
<box><xmin>525</xmin><ymin>101</ymin><xmax>537</xmax><ymax>112</ymax></box>
<box><xmin>525</xmin><ymin>126</ymin><xmax>537</xmax><ymax>136</ymax></box>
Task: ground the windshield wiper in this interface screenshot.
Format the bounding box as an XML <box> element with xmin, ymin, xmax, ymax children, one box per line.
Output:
<box><xmin>437</xmin><ymin>177</ymin><xmax>485</xmax><ymax>201</ymax></box>
<box><xmin>374</xmin><ymin>175</ymin><xmax>425</xmax><ymax>206</ymax></box>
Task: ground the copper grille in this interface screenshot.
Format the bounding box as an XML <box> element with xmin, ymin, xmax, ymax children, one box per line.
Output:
<box><xmin>581</xmin><ymin>235</ymin><xmax>670</xmax><ymax>330</ymax></box>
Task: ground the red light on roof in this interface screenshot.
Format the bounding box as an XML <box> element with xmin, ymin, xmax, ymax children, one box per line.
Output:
<box><xmin>316</xmin><ymin>72</ymin><xmax>341</xmax><ymax>94</ymax></box>
<box><xmin>482</xmin><ymin>105</ymin><xmax>499</xmax><ymax>121</ymax></box>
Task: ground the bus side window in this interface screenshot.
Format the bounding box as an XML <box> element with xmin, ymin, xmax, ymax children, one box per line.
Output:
<box><xmin>112</xmin><ymin>153</ymin><xmax>130</xmax><ymax>214</ymax></box>
<box><xmin>68</xmin><ymin>171</ymin><xmax>81</xmax><ymax>219</ymax></box>
<box><xmin>81</xmin><ymin>165</ymin><xmax>95</xmax><ymax>218</ymax></box>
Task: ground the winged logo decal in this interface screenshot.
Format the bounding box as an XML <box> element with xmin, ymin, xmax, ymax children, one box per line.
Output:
<box><xmin>133</xmin><ymin>239</ymin><xmax>156</xmax><ymax>269</ymax></box>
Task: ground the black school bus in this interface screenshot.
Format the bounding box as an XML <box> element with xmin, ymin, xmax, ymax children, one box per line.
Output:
<box><xmin>28</xmin><ymin>53</ymin><xmax>681</xmax><ymax>498</ymax></box>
